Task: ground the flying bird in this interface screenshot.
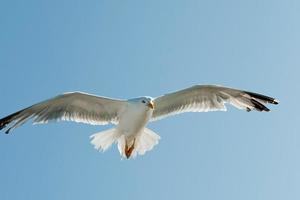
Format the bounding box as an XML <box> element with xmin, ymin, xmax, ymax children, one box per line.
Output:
<box><xmin>0</xmin><ymin>85</ymin><xmax>279</xmax><ymax>158</ymax></box>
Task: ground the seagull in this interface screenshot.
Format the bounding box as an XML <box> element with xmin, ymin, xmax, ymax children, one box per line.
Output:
<box><xmin>0</xmin><ymin>85</ymin><xmax>279</xmax><ymax>158</ymax></box>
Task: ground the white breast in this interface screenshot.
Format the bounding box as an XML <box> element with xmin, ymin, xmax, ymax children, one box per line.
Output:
<box><xmin>117</xmin><ymin>102</ymin><xmax>153</xmax><ymax>138</ymax></box>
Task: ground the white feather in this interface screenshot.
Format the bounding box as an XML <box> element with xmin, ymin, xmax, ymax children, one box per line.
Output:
<box><xmin>90</xmin><ymin>128</ymin><xmax>120</xmax><ymax>152</ymax></box>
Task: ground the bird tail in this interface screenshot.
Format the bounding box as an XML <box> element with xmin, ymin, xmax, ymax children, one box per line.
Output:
<box><xmin>90</xmin><ymin>128</ymin><xmax>120</xmax><ymax>152</ymax></box>
<box><xmin>117</xmin><ymin>128</ymin><xmax>161</xmax><ymax>159</ymax></box>
<box><xmin>90</xmin><ymin>127</ymin><xmax>160</xmax><ymax>159</ymax></box>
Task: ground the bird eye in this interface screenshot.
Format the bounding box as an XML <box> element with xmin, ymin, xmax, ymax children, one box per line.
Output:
<box><xmin>142</xmin><ymin>100</ymin><xmax>146</xmax><ymax>103</ymax></box>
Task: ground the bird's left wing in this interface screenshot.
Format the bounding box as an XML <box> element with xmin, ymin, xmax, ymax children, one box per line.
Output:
<box><xmin>151</xmin><ymin>85</ymin><xmax>279</xmax><ymax>121</ymax></box>
<box><xmin>0</xmin><ymin>92</ymin><xmax>127</xmax><ymax>134</ymax></box>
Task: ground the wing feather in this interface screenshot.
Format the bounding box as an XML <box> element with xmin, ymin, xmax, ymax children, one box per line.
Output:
<box><xmin>152</xmin><ymin>85</ymin><xmax>278</xmax><ymax>121</ymax></box>
<box><xmin>0</xmin><ymin>92</ymin><xmax>127</xmax><ymax>133</ymax></box>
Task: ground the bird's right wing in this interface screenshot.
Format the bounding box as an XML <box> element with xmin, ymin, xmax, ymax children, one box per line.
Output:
<box><xmin>151</xmin><ymin>85</ymin><xmax>279</xmax><ymax>121</ymax></box>
<box><xmin>0</xmin><ymin>92</ymin><xmax>127</xmax><ymax>134</ymax></box>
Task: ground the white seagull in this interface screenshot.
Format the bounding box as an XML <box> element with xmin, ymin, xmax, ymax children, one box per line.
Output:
<box><xmin>0</xmin><ymin>85</ymin><xmax>278</xmax><ymax>158</ymax></box>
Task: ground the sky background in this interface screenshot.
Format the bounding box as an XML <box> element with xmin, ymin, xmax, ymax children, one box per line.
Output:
<box><xmin>0</xmin><ymin>0</ymin><xmax>299</xmax><ymax>200</ymax></box>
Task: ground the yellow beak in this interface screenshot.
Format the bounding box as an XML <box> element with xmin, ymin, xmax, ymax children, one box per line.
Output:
<box><xmin>147</xmin><ymin>101</ymin><xmax>154</xmax><ymax>109</ymax></box>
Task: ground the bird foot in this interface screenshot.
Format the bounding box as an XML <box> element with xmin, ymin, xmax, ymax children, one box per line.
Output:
<box><xmin>125</xmin><ymin>139</ymin><xmax>135</xmax><ymax>159</ymax></box>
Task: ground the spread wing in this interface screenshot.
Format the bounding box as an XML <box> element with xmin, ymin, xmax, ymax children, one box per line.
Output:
<box><xmin>152</xmin><ymin>85</ymin><xmax>279</xmax><ymax>121</ymax></box>
<box><xmin>0</xmin><ymin>92</ymin><xmax>127</xmax><ymax>134</ymax></box>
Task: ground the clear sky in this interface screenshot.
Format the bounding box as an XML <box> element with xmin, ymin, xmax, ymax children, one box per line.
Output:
<box><xmin>0</xmin><ymin>0</ymin><xmax>299</xmax><ymax>200</ymax></box>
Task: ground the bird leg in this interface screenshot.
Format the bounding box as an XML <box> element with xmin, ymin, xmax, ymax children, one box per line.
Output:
<box><xmin>125</xmin><ymin>138</ymin><xmax>135</xmax><ymax>159</ymax></box>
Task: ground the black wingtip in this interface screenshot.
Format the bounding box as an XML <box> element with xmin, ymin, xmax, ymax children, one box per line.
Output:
<box><xmin>0</xmin><ymin>124</ymin><xmax>5</xmax><ymax>130</ymax></box>
<box><xmin>273</xmin><ymin>99</ymin><xmax>279</xmax><ymax>105</ymax></box>
<box><xmin>244</xmin><ymin>91</ymin><xmax>279</xmax><ymax>105</ymax></box>
<box><xmin>250</xmin><ymin>99</ymin><xmax>270</xmax><ymax>112</ymax></box>
<box><xmin>0</xmin><ymin>109</ymin><xmax>25</xmax><ymax>134</ymax></box>
<box><xmin>0</xmin><ymin>120</ymin><xmax>8</xmax><ymax>131</ymax></box>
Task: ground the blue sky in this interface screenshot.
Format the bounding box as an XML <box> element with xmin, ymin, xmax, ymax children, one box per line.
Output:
<box><xmin>0</xmin><ymin>0</ymin><xmax>299</xmax><ymax>199</ymax></box>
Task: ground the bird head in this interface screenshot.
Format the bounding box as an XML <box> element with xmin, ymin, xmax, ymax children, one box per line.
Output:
<box><xmin>129</xmin><ymin>97</ymin><xmax>154</xmax><ymax>109</ymax></box>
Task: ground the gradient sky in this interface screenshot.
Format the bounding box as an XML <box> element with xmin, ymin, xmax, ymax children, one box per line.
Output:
<box><xmin>0</xmin><ymin>0</ymin><xmax>299</xmax><ymax>200</ymax></box>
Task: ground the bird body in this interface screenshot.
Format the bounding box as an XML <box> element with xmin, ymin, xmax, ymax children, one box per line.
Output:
<box><xmin>117</xmin><ymin>97</ymin><xmax>153</xmax><ymax>139</ymax></box>
<box><xmin>0</xmin><ymin>85</ymin><xmax>279</xmax><ymax>159</ymax></box>
<box><xmin>111</xmin><ymin>97</ymin><xmax>155</xmax><ymax>158</ymax></box>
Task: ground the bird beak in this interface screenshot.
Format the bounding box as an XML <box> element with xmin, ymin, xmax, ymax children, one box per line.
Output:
<box><xmin>147</xmin><ymin>101</ymin><xmax>154</xmax><ymax>109</ymax></box>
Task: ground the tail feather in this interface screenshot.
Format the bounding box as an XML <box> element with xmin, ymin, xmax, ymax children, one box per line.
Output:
<box><xmin>117</xmin><ymin>135</ymin><xmax>126</xmax><ymax>158</ymax></box>
<box><xmin>90</xmin><ymin>127</ymin><xmax>160</xmax><ymax>159</ymax></box>
<box><xmin>130</xmin><ymin>128</ymin><xmax>160</xmax><ymax>158</ymax></box>
<box><xmin>90</xmin><ymin>128</ymin><xmax>120</xmax><ymax>152</ymax></box>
